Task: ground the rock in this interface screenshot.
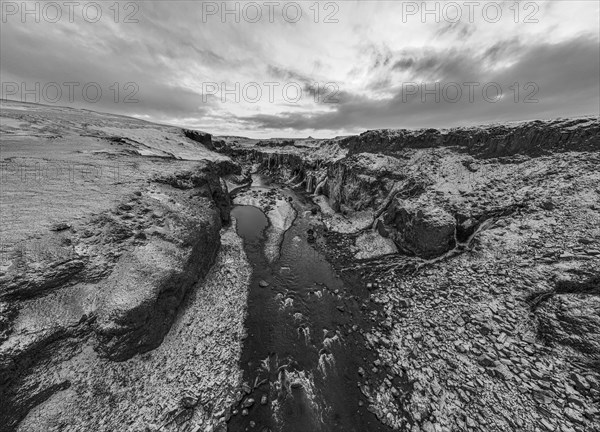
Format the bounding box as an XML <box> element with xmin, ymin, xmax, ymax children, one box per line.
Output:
<box><xmin>535</xmin><ymin>285</ymin><xmax>600</xmax><ymax>362</ymax></box>
<box><xmin>540</xmin><ymin>199</ymin><xmax>556</xmax><ymax>210</ymax></box>
<box><xmin>384</xmin><ymin>199</ymin><xmax>456</xmax><ymax>258</ymax></box>
<box><xmin>421</xmin><ymin>421</ymin><xmax>435</xmax><ymax>432</ymax></box>
<box><xmin>570</xmin><ymin>374</ymin><xmax>591</xmax><ymax>393</ymax></box>
<box><xmin>181</xmin><ymin>395</ymin><xmax>198</xmax><ymax>409</ymax></box>
<box><xmin>539</xmin><ymin>419</ymin><xmax>556</xmax><ymax>431</ymax></box>
<box><xmin>354</xmin><ymin>231</ymin><xmax>398</xmax><ymax>260</ymax></box>
<box><xmin>258</xmin><ymin>280</ymin><xmax>269</xmax><ymax>287</ymax></box>
<box><xmin>478</xmin><ymin>355</ymin><xmax>495</xmax><ymax>367</ymax></box>
<box><xmin>578</xmin><ymin>237</ymin><xmax>594</xmax><ymax>245</ymax></box>
<box><xmin>48</xmin><ymin>222</ymin><xmax>71</xmax><ymax>233</ymax></box>
<box><xmin>183</xmin><ymin>128</ymin><xmax>213</xmax><ymax>149</ymax></box>
<box><xmin>564</xmin><ymin>408</ymin><xmax>585</xmax><ymax>424</ymax></box>
<box><xmin>533</xmin><ymin>389</ymin><xmax>553</xmax><ymax>405</ymax></box>
<box><xmin>479</xmin><ymin>324</ymin><xmax>492</xmax><ymax>336</ymax></box>
<box><xmin>327</xmin><ymin>153</ymin><xmax>406</xmax><ymax>212</ymax></box>
<box><xmin>242</xmin><ymin>398</ymin><xmax>255</xmax><ymax>408</ymax></box>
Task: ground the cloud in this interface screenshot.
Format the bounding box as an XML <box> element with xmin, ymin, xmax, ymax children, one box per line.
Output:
<box><xmin>1</xmin><ymin>1</ymin><xmax>598</xmax><ymax>138</ymax></box>
<box><xmin>236</xmin><ymin>35</ymin><xmax>600</xmax><ymax>132</ymax></box>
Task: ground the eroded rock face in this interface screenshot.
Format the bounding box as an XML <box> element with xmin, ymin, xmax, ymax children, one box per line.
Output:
<box><xmin>384</xmin><ymin>199</ymin><xmax>456</xmax><ymax>257</ymax></box>
<box><xmin>535</xmin><ymin>275</ymin><xmax>600</xmax><ymax>358</ymax></box>
<box><xmin>341</xmin><ymin>117</ymin><xmax>600</xmax><ymax>158</ymax></box>
<box><xmin>183</xmin><ymin>128</ymin><xmax>213</xmax><ymax>150</ymax></box>
<box><xmin>94</xmin><ymin>171</ymin><xmax>224</xmax><ymax>360</ymax></box>
<box><xmin>327</xmin><ymin>153</ymin><xmax>405</xmax><ymax>212</ymax></box>
<box><xmin>0</xmin><ymin>166</ymin><xmax>229</xmax><ymax>428</ymax></box>
<box><xmin>0</xmin><ymin>101</ymin><xmax>237</xmax><ymax>430</ymax></box>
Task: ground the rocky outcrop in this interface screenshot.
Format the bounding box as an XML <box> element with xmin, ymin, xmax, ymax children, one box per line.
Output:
<box><xmin>96</xmin><ymin>163</ymin><xmax>228</xmax><ymax>360</ymax></box>
<box><xmin>326</xmin><ymin>153</ymin><xmax>406</xmax><ymax>212</ymax></box>
<box><xmin>534</xmin><ymin>274</ymin><xmax>600</xmax><ymax>361</ymax></box>
<box><xmin>215</xmin><ymin>116</ymin><xmax>599</xmax><ymax>261</ymax></box>
<box><xmin>183</xmin><ymin>128</ymin><xmax>214</xmax><ymax>150</ymax></box>
<box><xmin>0</xmin><ymin>100</ymin><xmax>240</xmax><ymax>431</ymax></box>
<box><xmin>383</xmin><ymin>199</ymin><xmax>456</xmax><ymax>257</ymax></box>
<box><xmin>155</xmin><ymin>162</ymin><xmax>233</xmax><ymax>223</ymax></box>
<box><xmin>340</xmin><ymin>117</ymin><xmax>600</xmax><ymax>159</ymax></box>
<box><xmin>0</xmin><ymin>160</ymin><xmax>231</xmax><ymax>428</ymax></box>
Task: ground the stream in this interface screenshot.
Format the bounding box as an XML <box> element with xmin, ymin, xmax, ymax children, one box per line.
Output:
<box><xmin>228</xmin><ymin>178</ymin><xmax>392</xmax><ymax>432</ymax></box>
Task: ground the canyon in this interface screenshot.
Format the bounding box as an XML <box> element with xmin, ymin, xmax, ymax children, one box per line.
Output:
<box><xmin>1</xmin><ymin>99</ymin><xmax>599</xmax><ymax>432</ymax></box>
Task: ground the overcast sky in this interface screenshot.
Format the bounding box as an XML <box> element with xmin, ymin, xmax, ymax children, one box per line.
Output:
<box><xmin>1</xmin><ymin>1</ymin><xmax>599</xmax><ymax>138</ymax></box>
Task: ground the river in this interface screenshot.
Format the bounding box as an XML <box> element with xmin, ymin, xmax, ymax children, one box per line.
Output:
<box><xmin>228</xmin><ymin>179</ymin><xmax>392</xmax><ymax>432</ymax></box>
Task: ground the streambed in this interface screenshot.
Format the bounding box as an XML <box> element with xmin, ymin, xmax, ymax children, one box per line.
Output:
<box><xmin>228</xmin><ymin>179</ymin><xmax>392</xmax><ymax>432</ymax></box>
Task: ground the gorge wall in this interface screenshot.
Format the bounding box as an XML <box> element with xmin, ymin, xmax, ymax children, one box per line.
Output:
<box><xmin>216</xmin><ymin>116</ymin><xmax>599</xmax><ymax>259</ymax></box>
<box><xmin>0</xmin><ymin>100</ymin><xmax>242</xmax><ymax>430</ymax></box>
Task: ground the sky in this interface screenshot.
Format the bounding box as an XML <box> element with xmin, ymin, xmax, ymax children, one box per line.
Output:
<box><xmin>1</xmin><ymin>0</ymin><xmax>599</xmax><ymax>138</ymax></box>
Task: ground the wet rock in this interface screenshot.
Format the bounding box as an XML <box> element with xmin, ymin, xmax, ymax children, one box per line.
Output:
<box><xmin>242</xmin><ymin>398</ymin><xmax>255</xmax><ymax>408</ymax></box>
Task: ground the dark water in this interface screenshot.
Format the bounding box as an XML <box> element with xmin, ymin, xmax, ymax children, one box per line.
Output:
<box><xmin>229</xmin><ymin>186</ymin><xmax>391</xmax><ymax>432</ymax></box>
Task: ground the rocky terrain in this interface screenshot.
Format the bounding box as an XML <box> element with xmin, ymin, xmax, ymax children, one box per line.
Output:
<box><xmin>1</xmin><ymin>100</ymin><xmax>599</xmax><ymax>432</ymax></box>
<box><xmin>0</xmin><ymin>100</ymin><xmax>246</xmax><ymax>432</ymax></box>
<box><xmin>215</xmin><ymin>117</ymin><xmax>600</xmax><ymax>432</ymax></box>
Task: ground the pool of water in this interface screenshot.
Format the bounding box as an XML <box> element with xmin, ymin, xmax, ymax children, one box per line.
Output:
<box><xmin>229</xmin><ymin>185</ymin><xmax>392</xmax><ymax>432</ymax></box>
